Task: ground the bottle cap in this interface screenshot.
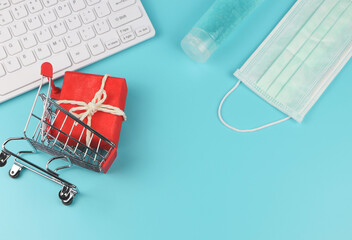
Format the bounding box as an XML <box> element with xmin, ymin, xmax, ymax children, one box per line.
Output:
<box><xmin>181</xmin><ymin>28</ymin><xmax>217</xmax><ymax>63</ymax></box>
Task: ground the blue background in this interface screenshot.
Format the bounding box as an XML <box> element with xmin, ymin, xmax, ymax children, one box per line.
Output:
<box><xmin>1</xmin><ymin>0</ymin><xmax>352</xmax><ymax>239</ymax></box>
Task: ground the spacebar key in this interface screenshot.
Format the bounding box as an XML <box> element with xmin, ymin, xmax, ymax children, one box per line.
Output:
<box><xmin>0</xmin><ymin>53</ymin><xmax>72</xmax><ymax>96</ymax></box>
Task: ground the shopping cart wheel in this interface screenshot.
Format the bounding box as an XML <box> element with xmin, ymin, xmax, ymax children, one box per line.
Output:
<box><xmin>9</xmin><ymin>169</ymin><xmax>20</xmax><ymax>178</ymax></box>
<box><xmin>0</xmin><ymin>160</ymin><xmax>6</xmax><ymax>167</ymax></box>
<box><xmin>8</xmin><ymin>164</ymin><xmax>22</xmax><ymax>179</ymax></box>
<box><xmin>62</xmin><ymin>197</ymin><xmax>74</xmax><ymax>206</ymax></box>
<box><xmin>58</xmin><ymin>186</ymin><xmax>70</xmax><ymax>201</ymax></box>
<box><xmin>59</xmin><ymin>186</ymin><xmax>75</xmax><ymax>206</ymax></box>
<box><xmin>0</xmin><ymin>151</ymin><xmax>9</xmax><ymax>167</ymax></box>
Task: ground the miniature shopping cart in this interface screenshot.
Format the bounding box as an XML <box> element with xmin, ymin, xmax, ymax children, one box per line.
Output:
<box><xmin>0</xmin><ymin>63</ymin><xmax>117</xmax><ymax>206</ymax></box>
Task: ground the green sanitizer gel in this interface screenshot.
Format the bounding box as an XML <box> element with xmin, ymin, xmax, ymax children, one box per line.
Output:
<box><xmin>181</xmin><ymin>0</ymin><xmax>264</xmax><ymax>63</ymax></box>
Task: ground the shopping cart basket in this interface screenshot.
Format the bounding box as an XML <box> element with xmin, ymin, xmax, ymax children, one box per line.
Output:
<box><xmin>0</xmin><ymin>63</ymin><xmax>117</xmax><ymax>205</ymax></box>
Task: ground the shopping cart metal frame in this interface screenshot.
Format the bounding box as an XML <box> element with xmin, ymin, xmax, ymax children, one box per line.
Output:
<box><xmin>0</xmin><ymin>63</ymin><xmax>117</xmax><ymax>205</ymax></box>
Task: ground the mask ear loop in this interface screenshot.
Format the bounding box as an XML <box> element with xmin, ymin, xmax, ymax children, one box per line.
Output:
<box><xmin>218</xmin><ymin>80</ymin><xmax>291</xmax><ymax>132</ymax></box>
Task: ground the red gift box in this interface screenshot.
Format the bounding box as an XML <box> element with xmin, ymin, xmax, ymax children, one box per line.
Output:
<box><xmin>50</xmin><ymin>72</ymin><xmax>127</xmax><ymax>171</ymax></box>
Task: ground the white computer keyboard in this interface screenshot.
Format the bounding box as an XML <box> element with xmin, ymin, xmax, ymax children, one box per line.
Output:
<box><xmin>0</xmin><ymin>0</ymin><xmax>155</xmax><ymax>102</ymax></box>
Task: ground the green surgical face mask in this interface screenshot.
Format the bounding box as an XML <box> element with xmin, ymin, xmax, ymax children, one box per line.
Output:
<box><xmin>218</xmin><ymin>0</ymin><xmax>352</xmax><ymax>132</ymax></box>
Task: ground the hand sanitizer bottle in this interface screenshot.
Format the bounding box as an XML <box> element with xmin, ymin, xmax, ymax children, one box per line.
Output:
<box><xmin>181</xmin><ymin>0</ymin><xmax>264</xmax><ymax>63</ymax></box>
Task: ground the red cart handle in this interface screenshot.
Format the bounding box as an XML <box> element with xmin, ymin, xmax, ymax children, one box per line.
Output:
<box><xmin>41</xmin><ymin>62</ymin><xmax>61</xmax><ymax>99</ymax></box>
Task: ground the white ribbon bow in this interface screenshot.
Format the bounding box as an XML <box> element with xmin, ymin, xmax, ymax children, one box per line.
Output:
<box><xmin>57</xmin><ymin>74</ymin><xmax>126</xmax><ymax>147</ymax></box>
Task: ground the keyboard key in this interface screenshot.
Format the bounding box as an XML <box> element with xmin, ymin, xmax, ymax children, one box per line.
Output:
<box><xmin>19</xmin><ymin>51</ymin><xmax>36</xmax><ymax>66</ymax></box>
<box><xmin>136</xmin><ymin>26</ymin><xmax>150</xmax><ymax>37</ymax></box>
<box><xmin>4</xmin><ymin>57</ymin><xmax>21</xmax><ymax>73</ymax></box>
<box><xmin>36</xmin><ymin>28</ymin><xmax>52</xmax><ymax>42</ymax></box>
<box><xmin>88</xmin><ymin>39</ymin><xmax>105</xmax><ymax>56</ymax></box>
<box><xmin>120</xmin><ymin>32</ymin><xmax>135</xmax><ymax>43</ymax></box>
<box><xmin>108</xmin><ymin>6</ymin><xmax>142</xmax><ymax>28</ymax></box>
<box><xmin>117</xmin><ymin>26</ymin><xmax>132</xmax><ymax>36</ymax></box>
<box><xmin>21</xmin><ymin>34</ymin><xmax>37</xmax><ymax>49</ymax></box>
<box><xmin>0</xmin><ymin>46</ymin><xmax>7</xmax><ymax>60</ymax></box>
<box><xmin>65</xmin><ymin>15</ymin><xmax>82</xmax><ymax>30</ymax></box>
<box><xmin>11</xmin><ymin>4</ymin><xmax>28</xmax><ymax>19</ymax></box>
<box><xmin>69</xmin><ymin>45</ymin><xmax>91</xmax><ymax>63</ymax></box>
<box><xmin>79</xmin><ymin>26</ymin><xmax>95</xmax><ymax>40</ymax></box>
<box><xmin>27</xmin><ymin>0</ymin><xmax>43</xmax><ymax>13</ymax></box>
<box><xmin>10</xmin><ymin>21</ymin><xmax>27</xmax><ymax>36</ymax></box>
<box><xmin>11</xmin><ymin>0</ymin><xmax>25</xmax><ymax>3</ymax></box>
<box><xmin>42</xmin><ymin>0</ymin><xmax>57</xmax><ymax>7</ymax></box>
<box><xmin>49</xmin><ymin>53</ymin><xmax>72</xmax><ymax>74</ymax></box>
<box><xmin>109</xmin><ymin>0</ymin><xmax>135</xmax><ymax>11</ymax></box>
<box><xmin>0</xmin><ymin>27</ymin><xmax>12</xmax><ymax>43</ymax></box>
<box><xmin>50</xmin><ymin>38</ymin><xmax>66</xmax><ymax>53</ymax></box>
<box><xmin>94</xmin><ymin>19</ymin><xmax>110</xmax><ymax>35</ymax></box>
<box><xmin>55</xmin><ymin>2</ymin><xmax>71</xmax><ymax>18</ymax></box>
<box><xmin>0</xmin><ymin>0</ymin><xmax>10</xmax><ymax>10</ymax></box>
<box><xmin>80</xmin><ymin>9</ymin><xmax>96</xmax><ymax>24</ymax></box>
<box><xmin>34</xmin><ymin>45</ymin><xmax>51</xmax><ymax>59</ymax></box>
<box><xmin>41</xmin><ymin>9</ymin><xmax>56</xmax><ymax>24</ymax></box>
<box><xmin>70</xmin><ymin>0</ymin><xmax>86</xmax><ymax>11</ymax></box>
<box><xmin>5</xmin><ymin>39</ymin><xmax>22</xmax><ymax>55</ymax></box>
<box><xmin>65</xmin><ymin>32</ymin><xmax>81</xmax><ymax>47</ymax></box>
<box><xmin>95</xmin><ymin>3</ymin><xmax>110</xmax><ymax>18</ymax></box>
<box><xmin>104</xmin><ymin>38</ymin><xmax>120</xmax><ymax>50</ymax></box>
<box><xmin>0</xmin><ymin>53</ymin><xmax>72</xmax><ymax>95</ymax></box>
<box><xmin>0</xmin><ymin>64</ymin><xmax>5</xmax><ymax>77</ymax></box>
<box><xmin>26</xmin><ymin>15</ymin><xmax>42</xmax><ymax>30</ymax></box>
<box><xmin>51</xmin><ymin>22</ymin><xmax>67</xmax><ymax>36</ymax></box>
<box><xmin>86</xmin><ymin>0</ymin><xmax>100</xmax><ymax>6</ymax></box>
<box><xmin>0</xmin><ymin>10</ymin><xmax>13</xmax><ymax>26</ymax></box>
